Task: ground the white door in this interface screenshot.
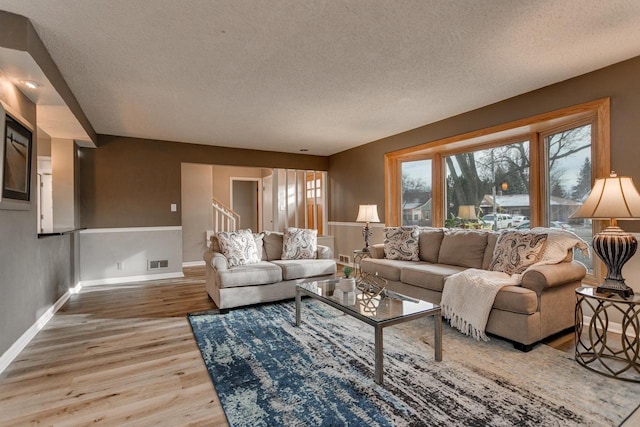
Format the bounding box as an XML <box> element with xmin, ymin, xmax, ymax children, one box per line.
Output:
<box><xmin>38</xmin><ymin>173</ymin><xmax>53</xmax><ymax>232</ymax></box>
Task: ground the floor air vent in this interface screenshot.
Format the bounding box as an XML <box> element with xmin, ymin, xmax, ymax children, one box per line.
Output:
<box><xmin>148</xmin><ymin>260</ymin><xmax>169</xmax><ymax>270</ymax></box>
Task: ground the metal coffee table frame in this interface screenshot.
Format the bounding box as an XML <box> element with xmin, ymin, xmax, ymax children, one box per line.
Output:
<box><xmin>295</xmin><ymin>280</ymin><xmax>442</xmax><ymax>385</ymax></box>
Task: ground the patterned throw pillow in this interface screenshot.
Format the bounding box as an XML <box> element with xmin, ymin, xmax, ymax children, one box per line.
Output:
<box><xmin>489</xmin><ymin>231</ymin><xmax>548</xmax><ymax>275</ymax></box>
<box><xmin>384</xmin><ymin>226</ymin><xmax>420</xmax><ymax>261</ymax></box>
<box><xmin>212</xmin><ymin>232</ymin><xmax>265</xmax><ymax>260</ymax></box>
<box><xmin>281</xmin><ymin>227</ymin><xmax>318</xmax><ymax>260</ymax></box>
<box><xmin>216</xmin><ymin>229</ymin><xmax>261</xmax><ymax>267</ymax></box>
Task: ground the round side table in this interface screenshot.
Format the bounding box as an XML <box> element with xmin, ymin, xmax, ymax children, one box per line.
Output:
<box><xmin>575</xmin><ymin>286</ymin><xmax>640</xmax><ymax>382</ymax></box>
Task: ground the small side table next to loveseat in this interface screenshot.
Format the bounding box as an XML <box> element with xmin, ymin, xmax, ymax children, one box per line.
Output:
<box><xmin>575</xmin><ymin>286</ymin><xmax>640</xmax><ymax>382</ymax></box>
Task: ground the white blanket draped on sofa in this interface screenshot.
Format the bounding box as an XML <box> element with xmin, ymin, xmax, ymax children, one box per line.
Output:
<box><xmin>441</xmin><ymin>269</ymin><xmax>519</xmax><ymax>341</ymax></box>
<box><xmin>441</xmin><ymin>228</ymin><xmax>590</xmax><ymax>341</ymax></box>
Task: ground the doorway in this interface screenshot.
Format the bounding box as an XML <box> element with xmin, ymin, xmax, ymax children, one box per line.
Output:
<box><xmin>37</xmin><ymin>173</ymin><xmax>53</xmax><ymax>232</ymax></box>
<box><xmin>231</xmin><ymin>178</ymin><xmax>261</xmax><ymax>232</ymax></box>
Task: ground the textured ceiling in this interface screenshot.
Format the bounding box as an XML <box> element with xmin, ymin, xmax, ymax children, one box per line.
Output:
<box><xmin>1</xmin><ymin>0</ymin><xmax>640</xmax><ymax>155</ymax></box>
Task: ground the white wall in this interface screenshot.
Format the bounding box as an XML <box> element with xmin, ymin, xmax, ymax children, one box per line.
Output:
<box><xmin>79</xmin><ymin>227</ymin><xmax>183</xmax><ymax>285</ymax></box>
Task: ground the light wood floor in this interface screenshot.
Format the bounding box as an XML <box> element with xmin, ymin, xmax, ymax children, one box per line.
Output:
<box><xmin>0</xmin><ymin>267</ymin><xmax>638</xmax><ymax>426</ymax></box>
<box><xmin>0</xmin><ymin>267</ymin><xmax>227</xmax><ymax>426</ymax></box>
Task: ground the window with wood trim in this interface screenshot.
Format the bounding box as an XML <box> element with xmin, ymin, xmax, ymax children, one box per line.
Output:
<box><xmin>543</xmin><ymin>122</ymin><xmax>594</xmax><ymax>273</ymax></box>
<box><xmin>385</xmin><ymin>99</ymin><xmax>610</xmax><ymax>283</ymax></box>
<box><xmin>401</xmin><ymin>159</ymin><xmax>432</xmax><ymax>226</ymax></box>
<box><xmin>443</xmin><ymin>140</ymin><xmax>530</xmax><ymax>230</ymax></box>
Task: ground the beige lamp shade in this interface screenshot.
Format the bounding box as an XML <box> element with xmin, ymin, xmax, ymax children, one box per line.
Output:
<box><xmin>356</xmin><ymin>204</ymin><xmax>380</xmax><ymax>223</ymax></box>
<box><xmin>457</xmin><ymin>205</ymin><xmax>477</xmax><ymax>220</ymax></box>
<box><xmin>569</xmin><ymin>172</ymin><xmax>640</xmax><ymax>220</ymax></box>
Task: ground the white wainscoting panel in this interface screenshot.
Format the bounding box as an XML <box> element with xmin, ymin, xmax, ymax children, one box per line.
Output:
<box><xmin>79</xmin><ymin>226</ymin><xmax>183</xmax><ymax>285</ymax></box>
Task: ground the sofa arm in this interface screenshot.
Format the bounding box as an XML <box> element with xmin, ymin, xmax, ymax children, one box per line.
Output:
<box><xmin>521</xmin><ymin>261</ymin><xmax>587</xmax><ymax>294</ymax></box>
<box><xmin>317</xmin><ymin>245</ymin><xmax>333</xmax><ymax>259</ymax></box>
<box><xmin>203</xmin><ymin>249</ymin><xmax>229</xmax><ymax>271</ymax></box>
<box><xmin>370</xmin><ymin>244</ymin><xmax>385</xmax><ymax>259</ymax></box>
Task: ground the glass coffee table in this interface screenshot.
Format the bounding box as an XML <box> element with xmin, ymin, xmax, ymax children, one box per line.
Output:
<box><xmin>295</xmin><ymin>278</ymin><xmax>442</xmax><ymax>385</ymax></box>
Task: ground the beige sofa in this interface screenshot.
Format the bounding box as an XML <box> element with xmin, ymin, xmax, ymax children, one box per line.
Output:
<box><xmin>360</xmin><ymin>227</ymin><xmax>587</xmax><ymax>351</ymax></box>
<box><xmin>204</xmin><ymin>231</ymin><xmax>336</xmax><ymax>309</ymax></box>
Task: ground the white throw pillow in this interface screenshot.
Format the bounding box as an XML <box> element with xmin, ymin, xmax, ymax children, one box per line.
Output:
<box><xmin>216</xmin><ymin>229</ymin><xmax>261</xmax><ymax>267</ymax></box>
<box><xmin>281</xmin><ymin>227</ymin><xmax>318</xmax><ymax>260</ymax></box>
<box><xmin>384</xmin><ymin>226</ymin><xmax>420</xmax><ymax>261</ymax></box>
<box><xmin>489</xmin><ymin>230</ymin><xmax>548</xmax><ymax>275</ymax></box>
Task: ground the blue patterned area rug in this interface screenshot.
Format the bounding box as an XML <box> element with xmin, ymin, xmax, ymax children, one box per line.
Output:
<box><xmin>188</xmin><ymin>300</ymin><xmax>640</xmax><ymax>426</ymax></box>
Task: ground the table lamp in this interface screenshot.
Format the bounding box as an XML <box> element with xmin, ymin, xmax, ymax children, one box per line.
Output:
<box><xmin>569</xmin><ymin>171</ymin><xmax>640</xmax><ymax>297</ymax></box>
<box><xmin>457</xmin><ymin>205</ymin><xmax>477</xmax><ymax>228</ymax></box>
<box><xmin>356</xmin><ymin>204</ymin><xmax>380</xmax><ymax>252</ymax></box>
<box><xmin>457</xmin><ymin>205</ymin><xmax>477</xmax><ymax>219</ymax></box>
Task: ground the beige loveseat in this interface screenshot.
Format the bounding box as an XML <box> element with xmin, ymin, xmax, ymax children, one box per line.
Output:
<box><xmin>204</xmin><ymin>230</ymin><xmax>336</xmax><ymax>309</ymax></box>
<box><xmin>360</xmin><ymin>227</ymin><xmax>587</xmax><ymax>351</ymax></box>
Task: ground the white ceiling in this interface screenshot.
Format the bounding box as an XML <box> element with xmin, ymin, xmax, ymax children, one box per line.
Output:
<box><xmin>1</xmin><ymin>0</ymin><xmax>640</xmax><ymax>155</ymax></box>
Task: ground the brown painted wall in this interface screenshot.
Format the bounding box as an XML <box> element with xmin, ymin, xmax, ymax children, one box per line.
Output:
<box><xmin>329</xmin><ymin>55</ymin><xmax>640</xmax><ymax>232</ymax></box>
<box><xmin>79</xmin><ymin>135</ymin><xmax>328</xmax><ymax>228</ymax></box>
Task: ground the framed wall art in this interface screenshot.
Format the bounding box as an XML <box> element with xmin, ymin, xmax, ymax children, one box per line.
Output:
<box><xmin>0</xmin><ymin>106</ymin><xmax>33</xmax><ymax>207</ymax></box>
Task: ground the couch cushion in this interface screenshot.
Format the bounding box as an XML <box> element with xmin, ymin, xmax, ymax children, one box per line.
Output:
<box><xmin>369</xmin><ymin>244</ymin><xmax>385</xmax><ymax>259</ymax></box>
<box><xmin>482</xmin><ymin>232</ymin><xmax>499</xmax><ymax>270</ymax></box>
<box><xmin>217</xmin><ymin>261</ymin><xmax>283</xmax><ymax>288</ymax></box>
<box><xmin>282</xmin><ymin>227</ymin><xmax>318</xmax><ymax>260</ymax></box>
<box><xmin>270</xmin><ymin>259</ymin><xmax>336</xmax><ymax>280</ymax></box>
<box><xmin>254</xmin><ymin>232</ymin><xmax>266</xmax><ymax>261</ymax></box>
<box><xmin>360</xmin><ymin>258</ymin><xmax>416</xmax><ymax>282</ymax></box>
<box><xmin>209</xmin><ymin>234</ymin><xmax>221</xmax><ymax>252</ymax></box>
<box><xmin>417</xmin><ymin>227</ymin><xmax>444</xmax><ymax>263</ymax></box>
<box><xmin>438</xmin><ymin>229</ymin><xmax>488</xmax><ymax>268</ymax></box>
<box><xmin>384</xmin><ymin>226</ymin><xmax>420</xmax><ymax>261</ymax></box>
<box><xmin>494</xmin><ymin>286</ymin><xmax>538</xmax><ymax>314</ymax></box>
<box><xmin>490</xmin><ymin>231</ymin><xmax>548</xmax><ymax>275</ymax></box>
<box><xmin>401</xmin><ymin>263</ymin><xmax>467</xmax><ymax>292</ymax></box>
<box><xmin>217</xmin><ymin>229</ymin><xmax>261</xmax><ymax>267</ymax></box>
<box><xmin>263</xmin><ymin>231</ymin><xmax>284</xmax><ymax>261</ymax></box>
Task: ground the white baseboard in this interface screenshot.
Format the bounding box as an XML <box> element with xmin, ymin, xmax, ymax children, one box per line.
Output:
<box><xmin>0</xmin><ymin>283</ymin><xmax>82</xmax><ymax>375</ymax></box>
<box><xmin>182</xmin><ymin>260</ymin><xmax>205</xmax><ymax>267</ymax></box>
<box><xmin>79</xmin><ymin>271</ymin><xmax>184</xmax><ymax>287</ymax></box>
<box><xmin>80</xmin><ymin>226</ymin><xmax>182</xmax><ymax>234</ymax></box>
<box><xmin>583</xmin><ymin>315</ymin><xmax>630</xmax><ymax>337</ymax></box>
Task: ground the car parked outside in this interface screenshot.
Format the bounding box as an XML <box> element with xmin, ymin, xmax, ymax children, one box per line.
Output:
<box><xmin>481</xmin><ymin>213</ymin><xmax>512</xmax><ymax>230</ymax></box>
<box><xmin>550</xmin><ymin>221</ymin><xmax>574</xmax><ymax>231</ymax></box>
<box><xmin>512</xmin><ymin>215</ymin><xmax>529</xmax><ymax>227</ymax></box>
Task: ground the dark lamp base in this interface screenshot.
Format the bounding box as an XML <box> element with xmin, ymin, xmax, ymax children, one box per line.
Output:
<box><xmin>592</xmin><ymin>226</ymin><xmax>637</xmax><ymax>299</ymax></box>
<box><xmin>596</xmin><ymin>279</ymin><xmax>635</xmax><ymax>298</ymax></box>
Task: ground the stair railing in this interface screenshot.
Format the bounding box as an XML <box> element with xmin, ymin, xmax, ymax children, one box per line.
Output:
<box><xmin>212</xmin><ymin>197</ymin><xmax>241</xmax><ymax>233</ymax></box>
